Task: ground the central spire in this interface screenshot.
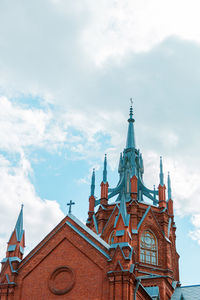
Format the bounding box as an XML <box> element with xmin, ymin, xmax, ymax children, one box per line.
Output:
<box><xmin>126</xmin><ymin>104</ymin><xmax>136</xmax><ymax>149</ymax></box>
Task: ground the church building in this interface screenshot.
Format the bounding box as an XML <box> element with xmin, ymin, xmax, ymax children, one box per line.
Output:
<box><xmin>0</xmin><ymin>106</ymin><xmax>199</xmax><ymax>299</ymax></box>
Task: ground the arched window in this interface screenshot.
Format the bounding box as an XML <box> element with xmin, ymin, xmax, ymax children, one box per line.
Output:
<box><xmin>140</xmin><ymin>230</ymin><xmax>157</xmax><ymax>265</ymax></box>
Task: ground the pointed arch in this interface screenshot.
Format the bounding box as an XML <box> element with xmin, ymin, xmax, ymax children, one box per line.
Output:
<box><xmin>140</xmin><ymin>230</ymin><xmax>158</xmax><ymax>265</ymax></box>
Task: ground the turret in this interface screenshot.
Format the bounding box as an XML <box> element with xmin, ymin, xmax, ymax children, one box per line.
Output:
<box><xmin>6</xmin><ymin>205</ymin><xmax>25</xmax><ymax>261</ymax></box>
<box><xmin>100</xmin><ymin>154</ymin><xmax>109</xmax><ymax>205</ymax></box>
<box><xmin>1</xmin><ymin>205</ymin><xmax>25</xmax><ymax>276</ymax></box>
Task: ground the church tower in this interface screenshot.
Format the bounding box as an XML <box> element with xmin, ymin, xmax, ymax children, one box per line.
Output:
<box><xmin>0</xmin><ymin>105</ymin><xmax>181</xmax><ymax>300</ymax></box>
<box><xmin>0</xmin><ymin>205</ymin><xmax>25</xmax><ymax>297</ymax></box>
<box><xmin>87</xmin><ymin>106</ymin><xmax>180</xmax><ymax>300</ymax></box>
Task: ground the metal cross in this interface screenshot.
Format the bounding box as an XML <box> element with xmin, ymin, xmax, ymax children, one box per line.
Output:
<box><xmin>67</xmin><ymin>200</ymin><xmax>75</xmax><ymax>214</ymax></box>
<box><xmin>130</xmin><ymin>98</ymin><xmax>133</xmax><ymax>105</ymax></box>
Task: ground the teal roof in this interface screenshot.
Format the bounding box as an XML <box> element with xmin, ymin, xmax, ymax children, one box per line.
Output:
<box><xmin>15</xmin><ymin>205</ymin><xmax>24</xmax><ymax>242</ymax></box>
<box><xmin>8</xmin><ymin>245</ymin><xmax>16</xmax><ymax>252</ymax></box>
<box><xmin>126</xmin><ymin>106</ymin><xmax>136</xmax><ymax>149</ymax></box>
<box><xmin>145</xmin><ymin>286</ymin><xmax>160</xmax><ymax>298</ymax></box>
<box><xmin>159</xmin><ymin>156</ymin><xmax>164</xmax><ymax>186</ymax></box>
<box><xmin>170</xmin><ymin>285</ymin><xmax>200</xmax><ymax>300</ymax></box>
<box><xmin>114</xmin><ymin>192</ymin><xmax>130</xmax><ymax>227</ymax></box>
<box><xmin>90</xmin><ymin>168</ymin><xmax>95</xmax><ymax>196</ymax></box>
<box><xmin>103</xmin><ymin>154</ymin><xmax>107</xmax><ymax>183</ymax></box>
<box><xmin>168</xmin><ymin>172</ymin><xmax>172</xmax><ymax>200</ymax></box>
<box><xmin>104</xmin><ymin>106</ymin><xmax>160</xmax><ymax>206</ymax></box>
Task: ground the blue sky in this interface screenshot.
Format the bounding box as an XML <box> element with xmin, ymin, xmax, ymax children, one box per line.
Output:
<box><xmin>0</xmin><ymin>0</ymin><xmax>200</xmax><ymax>286</ymax></box>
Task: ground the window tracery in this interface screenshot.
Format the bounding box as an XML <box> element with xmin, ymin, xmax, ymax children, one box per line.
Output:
<box><xmin>140</xmin><ymin>230</ymin><xmax>157</xmax><ymax>265</ymax></box>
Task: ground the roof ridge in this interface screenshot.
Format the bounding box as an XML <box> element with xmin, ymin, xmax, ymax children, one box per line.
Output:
<box><xmin>181</xmin><ymin>284</ymin><xmax>200</xmax><ymax>288</ymax></box>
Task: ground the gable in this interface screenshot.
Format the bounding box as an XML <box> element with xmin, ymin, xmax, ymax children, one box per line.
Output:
<box><xmin>137</xmin><ymin>206</ymin><xmax>164</xmax><ymax>240</ymax></box>
<box><xmin>19</xmin><ymin>238</ymin><xmax>107</xmax><ymax>300</ymax></box>
<box><xmin>15</xmin><ymin>214</ymin><xmax>110</xmax><ymax>300</ymax></box>
<box><xmin>101</xmin><ymin>204</ymin><xmax>119</xmax><ymax>241</ymax></box>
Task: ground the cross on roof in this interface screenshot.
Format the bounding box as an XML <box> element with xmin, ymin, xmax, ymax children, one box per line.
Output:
<box><xmin>67</xmin><ymin>200</ymin><xmax>75</xmax><ymax>214</ymax></box>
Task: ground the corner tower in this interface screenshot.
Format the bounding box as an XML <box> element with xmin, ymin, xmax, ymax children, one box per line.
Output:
<box><xmin>0</xmin><ymin>205</ymin><xmax>25</xmax><ymax>292</ymax></box>
<box><xmin>87</xmin><ymin>106</ymin><xmax>179</xmax><ymax>300</ymax></box>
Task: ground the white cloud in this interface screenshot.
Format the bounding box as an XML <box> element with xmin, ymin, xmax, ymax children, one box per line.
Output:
<box><xmin>0</xmin><ymin>154</ymin><xmax>64</xmax><ymax>260</ymax></box>
<box><xmin>82</xmin><ymin>0</ymin><xmax>200</xmax><ymax>64</ymax></box>
<box><xmin>0</xmin><ymin>0</ymin><xmax>200</xmax><ymax>250</ymax></box>
<box><xmin>0</xmin><ymin>96</ymin><xmax>66</xmax><ymax>153</ymax></box>
<box><xmin>190</xmin><ymin>214</ymin><xmax>200</xmax><ymax>245</ymax></box>
<box><xmin>143</xmin><ymin>151</ymin><xmax>200</xmax><ymax>244</ymax></box>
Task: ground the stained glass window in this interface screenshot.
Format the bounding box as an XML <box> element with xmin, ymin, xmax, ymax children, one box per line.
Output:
<box><xmin>140</xmin><ymin>230</ymin><xmax>157</xmax><ymax>265</ymax></box>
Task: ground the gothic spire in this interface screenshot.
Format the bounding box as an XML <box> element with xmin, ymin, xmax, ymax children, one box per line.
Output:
<box><xmin>103</xmin><ymin>154</ymin><xmax>107</xmax><ymax>183</ymax></box>
<box><xmin>168</xmin><ymin>172</ymin><xmax>172</xmax><ymax>200</ymax></box>
<box><xmin>126</xmin><ymin>104</ymin><xmax>136</xmax><ymax>149</ymax></box>
<box><xmin>15</xmin><ymin>204</ymin><xmax>24</xmax><ymax>242</ymax></box>
<box><xmin>90</xmin><ymin>168</ymin><xmax>95</xmax><ymax>196</ymax></box>
<box><xmin>159</xmin><ymin>156</ymin><xmax>164</xmax><ymax>186</ymax></box>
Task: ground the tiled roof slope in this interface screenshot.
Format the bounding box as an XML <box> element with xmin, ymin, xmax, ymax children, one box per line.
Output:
<box><xmin>170</xmin><ymin>285</ymin><xmax>200</xmax><ymax>299</ymax></box>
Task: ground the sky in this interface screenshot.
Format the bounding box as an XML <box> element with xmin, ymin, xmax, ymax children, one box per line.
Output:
<box><xmin>0</xmin><ymin>0</ymin><xmax>200</xmax><ymax>286</ymax></box>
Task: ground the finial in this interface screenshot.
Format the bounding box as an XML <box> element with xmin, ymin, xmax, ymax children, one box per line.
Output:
<box><xmin>159</xmin><ymin>156</ymin><xmax>164</xmax><ymax>186</ymax></box>
<box><xmin>67</xmin><ymin>200</ymin><xmax>75</xmax><ymax>214</ymax></box>
<box><xmin>21</xmin><ymin>203</ymin><xmax>24</xmax><ymax>209</ymax></box>
<box><xmin>103</xmin><ymin>154</ymin><xmax>107</xmax><ymax>183</ymax></box>
<box><xmin>168</xmin><ymin>172</ymin><xmax>172</xmax><ymax>200</ymax></box>
<box><xmin>90</xmin><ymin>168</ymin><xmax>95</xmax><ymax>196</ymax></box>
<box><xmin>129</xmin><ymin>98</ymin><xmax>134</xmax><ymax>120</ymax></box>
